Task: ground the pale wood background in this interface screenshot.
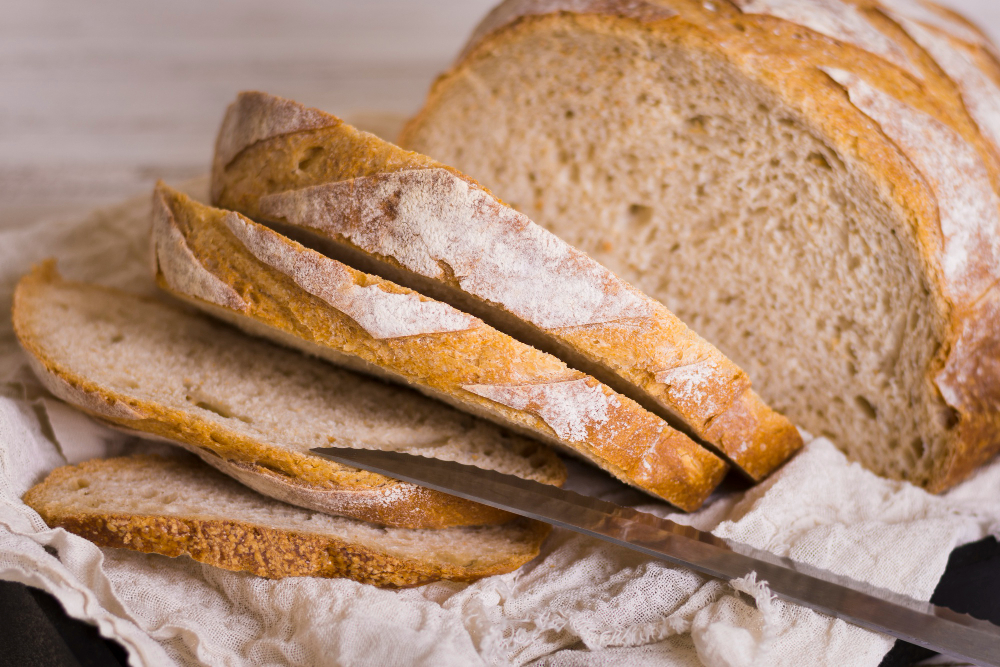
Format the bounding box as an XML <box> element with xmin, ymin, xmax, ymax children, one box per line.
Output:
<box><xmin>2</xmin><ymin>0</ymin><xmax>997</xmax><ymax>229</ymax></box>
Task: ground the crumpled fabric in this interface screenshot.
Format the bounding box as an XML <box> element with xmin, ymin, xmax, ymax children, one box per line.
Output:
<box><xmin>0</xmin><ymin>180</ymin><xmax>996</xmax><ymax>667</ymax></box>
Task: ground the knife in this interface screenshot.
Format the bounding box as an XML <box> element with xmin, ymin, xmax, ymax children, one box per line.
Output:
<box><xmin>311</xmin><ymin>447</ymin><xmax>1000</xmax><ymax>666</ymax></box>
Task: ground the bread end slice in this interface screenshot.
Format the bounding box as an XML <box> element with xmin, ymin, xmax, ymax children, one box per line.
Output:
<box><xmin>25</xmin><ymin>455</ymin><xmax>551</xmax><ymax>586</ymax></box>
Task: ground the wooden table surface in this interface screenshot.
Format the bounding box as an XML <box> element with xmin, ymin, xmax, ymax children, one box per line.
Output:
<box><xmin>3</xmin><ymin>0</ymin><xmax>998</xmax><ymax>229</ymax></box>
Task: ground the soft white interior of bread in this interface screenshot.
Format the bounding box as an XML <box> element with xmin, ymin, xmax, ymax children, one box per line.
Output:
<box><xmin>404</xmin><ymin>25</ymin><xmax>952</xmax><ymax>484</ymax></box>
<box><xmin>22</xmin><ymin>279</ymin><xmax>562</xmax><ymax>483</ymax></box>
<box><xmin>37</xmin><ymin>456</ymin><xmax>540</xmax><ymax>566</ymax></box>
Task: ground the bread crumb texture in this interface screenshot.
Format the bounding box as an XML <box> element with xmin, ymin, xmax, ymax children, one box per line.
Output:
<box><xmin>399</xmin><ymin>0</ymin><xmax>1000</xmax><ymax>491</ymax></box>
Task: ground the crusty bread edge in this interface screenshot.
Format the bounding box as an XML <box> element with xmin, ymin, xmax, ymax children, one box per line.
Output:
<box><xmin>24</xmin><ymin>456</ymin><xmax>550</xmax><ymax>587</ymax></box>
<box><xmin>102</xmin><ymin>421</ymin><xmax>521</xmax><ymax>529</ymax></box>
<box><xmin>11</xmin><ymin>263</ymin><xmax>524</xmax><ymax>529</ymax></box>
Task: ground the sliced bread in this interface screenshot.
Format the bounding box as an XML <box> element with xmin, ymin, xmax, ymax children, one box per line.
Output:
<box><xmin>13</xmin><ymin>262</ymin><xmax>566</xmax><ymax>529</ymax></box>
<box><xmin>151</xmin><ymin>182</ymin><xmax>727</xmax><ymax>511</ymax></box>
<box><xmin>24</xmin><ymin>454</ymin><xmax>551</xmax><ymax>586</ymax></box>
<box><xmin>209</xmin><ymin>91</ymin><xmax>801</xmax><ymax>481</ymax></box>
<box><xmin>398</xmin><ymin>0</ymin><xmax>1000</xmax><ymax>491</ymax></box>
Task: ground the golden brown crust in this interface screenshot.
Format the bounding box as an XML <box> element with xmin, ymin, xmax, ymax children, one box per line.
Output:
<box><xmin>702</xmin><ymin>390</ymin><xmax>804</xmax><ymax>481</ymax></box>
<box><xmin>155</xmin><ymin>184</ymin><xmax>727</xmax><ymax>510</ymax></box>
<box><xmin>11</xmin><ymin>262</ymin><xmax>531</xmax><ymax>529</ymax></box>
<box><xmin>24</xmin><ymin>457</ymin><xmax>551</xmax><ymax>587</ymax></box>
<box><xmin>404</xmin><ymin>0</ymin><xmax>1000</xmax><ymax>491</ymax></box>
<box><xmin>211</xmin><ymin>92</ymin><xmax>799</xmax><ymax>481</ymax></box>
<box><xmin>929</xmin><ymin>287</ymin><xmax>1000</xmax><ymax>491</ymax></box>
<box><xmin>110</xmin><ymin>427</ymin><xmax>524</xmax><ymax>529</ymax></box>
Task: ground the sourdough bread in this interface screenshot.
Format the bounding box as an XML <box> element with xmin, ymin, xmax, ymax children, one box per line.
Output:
<box><xmin>399</xmin><ymin>0</ymin><xmax>1000</xmax><ymax>492</ymax></box>
<box><xmin>209</xmin><ymin>91</ymin><xmax>801</xmax><ymax>481</ymax></box>
<box><xmin>13</xmin><ymin>262</ymin><xmax>565</xmax><ymax>529</ymax></box>
<box><xmin>24</xmin><ymin>455</ymin><xmax>551</xmax><ymax>586</ymax></box>
<box><xmin>152</xmin><ymin>182</ymin><xmax>728</xmax><ymax>511</ymax></box>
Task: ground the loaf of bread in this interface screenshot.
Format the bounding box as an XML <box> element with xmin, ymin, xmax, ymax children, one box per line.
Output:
<box><xmin>13</xmin><ymin>261</ymin><xmax>566</xmax><ymax>529</ymax></box>
<box><xmin>23</xmin><ymin>455</ymin><xmax>551</xmax><ymax>586</ymax></box>
<box><xmin>400</xmin><ymin>0</ymin><xmax>1000</xmax><ymax>492</ymax></box>
<box><xmin>209</xmin><ymin>91</ymin><xmax>801</xmax><ymax>481</ymax></box>
<box><xmin>152</xmin><ymin>182</ymin><xmax>728</xmax><ymax>511</ymax></box>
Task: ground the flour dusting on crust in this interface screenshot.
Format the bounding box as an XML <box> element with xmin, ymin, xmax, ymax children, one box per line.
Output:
<box><xmin>463</xmin><ymin>378</ymin><xmax>620</xmax><ymax>442</ymax></box>
<box><xmin>936</xmin><ymin>289</ymin><xmax>1000</xmax><ymax>412</ymax></box>
<box><xmin>891</xmin><ymin>15</ymin><xmax>1000</xmax><ymax>156</ymax></box>
<box><xmin>824</xmin><ymin>68</ymin><xmax>1000</xmax><ymax>303</ymax></box>
<box><xmin>734</xmin><ymin>0</ymin><xmax>919</xmax><ymax>76</ymax></box>
<box><xmin>655</xmin><ymin>359</ymin><xmax>723</xmax><ymax>416</ymax></box>
<box><xmin>152</xmin><ymin>191</ymin><xmax>249</xmax><ymax>313</ymax></box>
<box><xmin>879</xmin><ymin>0</ymin><xmax>996</xmax><ymax>54</ymax></box>
<box><xmin>259</xmin><ymin>169</ymin><xmax>654</xmax><ymax>330</ymax></box>
<box><xmin>223</xmin><ymin>212</ymin><xmax>480</xmax><ymax>340</ymax></box>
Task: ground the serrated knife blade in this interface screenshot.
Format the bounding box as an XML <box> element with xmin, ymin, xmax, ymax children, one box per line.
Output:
<box><xmin>311</xmin><ymin>447</ymin><xmax>1000</xmax><ymax>666</ymax></box>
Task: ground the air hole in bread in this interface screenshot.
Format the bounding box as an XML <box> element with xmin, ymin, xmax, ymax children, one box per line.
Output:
<box><xmin>940</xmin><ymin>407</ymin><xmax>960</xmax><ymax>431</ymax></box>
<box><xmin>807</xmin><ymin>152</ymin><xmax>832</xmax><ymax>170</ymax></box>
<box><xmin>297</xmin><ymin>146</ymin><xmax>324</xmax><ymax>172</ymax></box>
<box><xmin>109</xmin><ymin>334</ymin><xmax>124</xmax><ymax>344</ymax></box>
<box><xmin>686</xmin><ymin>116</ymin><xmax>707</xmax><ymax>132</ymax></box>
<box><xmin>626</xmin><ymin>204</ymin><xmax>654</xmax><ymax>232</ymax></box>
<box><xmin>185</xmin><ymin>394</ymin><xmax>253</xmax><ymax>425</ymax></box>
<box><xmin>855</xmin><ymin>395</ymin><xmax>877</xmax><ymax>420</ymax></box>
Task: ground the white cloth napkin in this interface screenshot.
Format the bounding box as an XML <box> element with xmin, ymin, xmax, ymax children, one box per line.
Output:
<box><xmin>1</xmin><ymin>180</ymin><xmax>998</xmax><ymax>667</ymax></box>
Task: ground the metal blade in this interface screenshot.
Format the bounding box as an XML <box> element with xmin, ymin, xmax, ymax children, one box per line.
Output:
<box><xmin>311</xmin><ymin>447</ymin><xmax>1000</xmax><ymax>666</ymax></box>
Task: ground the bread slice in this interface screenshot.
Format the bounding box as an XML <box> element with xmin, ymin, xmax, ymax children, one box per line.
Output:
<box><xmin>209</xmin><ymin>91</ymin><xmax>801</xmax><ymax>481</ymax></box>
<box><xmin>397</xmin><ymin>0</ymin><xmax>1000</xmax><ymax>492</ymax></box>
<box><xmin>24</xmin><ymin>455</ymin><xmax>551</xmax><ymax>586</ymax></box>
<box><xmin>13</xmin><ymin>262</ymin><xmax>567</xmax><ymax>529</ymax></box>
<box><xmin>151</xmin><ymin>182</ymin><xmax>727</xmax><ymax>511</ymax></box>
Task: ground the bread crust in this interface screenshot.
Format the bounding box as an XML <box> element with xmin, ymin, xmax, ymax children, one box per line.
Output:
<box><xmin>153</xmin><ymin>183</ymin><xmax>727</xmax><ymax>511</ymax></box>
<box><xmin>210</xmin><ymin>91</ymin><xmax>800</xmax><ymax>481</ymax></box>
<box><xmin>24</xmin><ymin>456</ymin><xmax>551</xmax><ymax>587</ymax></box>
<box><xmin>104</xmin><ymin>422</ymin><xmax>524</xmax><ymax>529</ymax></box>
<box><xmin>402</xmin><ymin>0</ymin><xmax>1000</xmax><ymax>492</ymax></box>
<box><xmin>11</xmin><ymin>262</ymin><xmax>546</xmax><ymax>529</ymax></box>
